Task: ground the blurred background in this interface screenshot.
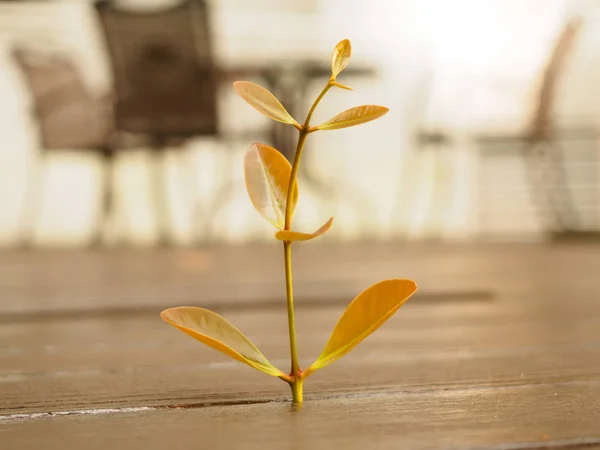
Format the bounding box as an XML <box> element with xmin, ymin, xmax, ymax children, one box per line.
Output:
<box><xmin>3</xmin><ymin>2</ymin><xmax>600</xmax><ymax>431</ymax></box>
<box><xmin>0</xmin><ymin>0</ymin><xmax>599</xmax><ymax>248</ymax></box>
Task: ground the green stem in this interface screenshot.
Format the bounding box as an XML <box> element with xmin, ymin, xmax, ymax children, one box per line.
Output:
<box><xmin>284</xmin><ymin>81</ymin><xmax>331</xmax><ymax>230</ymax></box>
<box><xmin>284</xmin><ymin>131</ymin><xmax>308</xmax><ymax>231</ymax></box>
<box><xmin>290</xmin><ymin>376</ymin><xmax>303</xmax><ymax>405</ymax></box>
<box><xmin>282</xmin><ymin>81</ymin><xmax>332</xmax><ymax>404</ymax></box>
<box><xmin>283</xmin><ymin>241</ymin><xmax>299</xmax><ymax>375</ymax></box>
<box><xmin>304</xmin><ymin>82</ymin><xmax>332</xmax><ymax>129</ymax></box>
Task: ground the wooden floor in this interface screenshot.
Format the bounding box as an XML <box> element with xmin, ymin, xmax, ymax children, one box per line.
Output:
<box><xmin>1</xmin><ymin>242</ymin><xmax>599</xmax><ymax>449</ymax></box>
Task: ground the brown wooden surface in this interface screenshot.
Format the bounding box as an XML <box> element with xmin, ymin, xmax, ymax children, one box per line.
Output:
<box><xmin>1</xmin><ymin>242</ymin><xmax>599</xmax><ymax>449</ymax></box>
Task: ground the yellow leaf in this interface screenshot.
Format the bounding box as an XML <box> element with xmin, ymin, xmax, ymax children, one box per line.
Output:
<box><xmin>311</xmin><ymin>105</ymin><xmax>389</xmax><ymax>131</ymax></box>
<box><xmin>331</xmin><ymin>81</ymin><xmax>352</xmax><ymax>91</ymax></box>
<box><xmin>160</xmin><ymin>307</ymin><xmax>286</xmax><ymax>377</ymax></box>
<box><xmin>275</xmin><ymin>217</ymin><xmax>334</xmax><ymax>242</ymax></box>
<box><xmin>305</xmin><ymin>279</ymin><xmax>417</xmax><ymax>376</ymax></box>
<box><xmin>331</xmin><ymin>39</ymin><xmax>352</xmax><ymax>79</ymax></box>
<box><xmin>233</xmin><ymin>81</ymin><xmax>300</xmax><ymax>127</ymax></box>
<box><xmin>244</xmin><ymin>143</ymin><xmax>298</xmax><ymax>229</ymax></box>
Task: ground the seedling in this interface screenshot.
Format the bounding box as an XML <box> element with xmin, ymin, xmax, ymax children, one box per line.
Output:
<box><xmin>160</xmin><ymin>39</ymin><xmax>418</xmax><ymax>404</ymax></box>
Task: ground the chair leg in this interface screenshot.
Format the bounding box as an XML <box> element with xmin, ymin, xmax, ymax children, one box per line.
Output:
<box><xmin>335</xmin><ymin>180</ymin><xmax>379</xmax><ymax>240</ymax></box>
<box><xmin>180</xmin><ymin>148</ymin><xmax>201</xmax><ymax>246</ymax></box>
<box><xmin>416</xmin><ymin>140</ymin><xmax>447</xmax><ymax>241</ymax></box>
<box><xmin>203</xmin><ymin>139</ymin><xmax>237</xmax><ymax>243</ymax></box>
<box><xmin>91</xmin><ymin>150</ymin><xmax>114</xmax><ymax>247</ymax></box>
<box><xmin>522</xmin><ymin>141</ymin><xmax>548</xmax><ymax>233</ymax></box>
<box><xmin>388</xmin><ymin>133</ymin><xmax>423</xmax><ymax>239</ymax></box>
<box><xmin>149</xmin><ymin>151</ymin><xmax>171</xmax><ymax>246</ymax></box>
<box><xmin>546</xmin><ymin>140</ymin><xmax>578</xmax><ymax>232</ymax></box>
<box><xmin>522</xmin><ymin>140</ymin><xmax>562</xmax><ymax>235</ymax></box>
<box><xmin>18</xmin><ymin>152</ymin><xmax>46</xmax><ymax>249</ymax></box>
<box><xmin>427</xmin><ymin>146</ymin><xmax>443</xmax><ymax>240</ymax></box>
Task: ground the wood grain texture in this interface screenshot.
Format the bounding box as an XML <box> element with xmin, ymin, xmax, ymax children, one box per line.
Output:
<box><xmin>1</xmin><ymin>243</ymin><xmax>599</xmax><ymax>448</ymax></box>
<box><xmin>2</xmin><ymin>308</ymin><xmax>600</xmax><ymax>414</ymax></box>
<box><xmin>2</xmin><ymin>383</ymin><xmax>599</xmax><ymax>450</ymax></box>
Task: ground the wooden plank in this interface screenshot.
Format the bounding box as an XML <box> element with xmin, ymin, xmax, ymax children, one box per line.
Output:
<box><xmin>1</xmin><ymin>381</ymin><xmax>599</xmax><ymax>450</ymax></box>
<box><xmin>1</xmin><ymin>242</ymin><xmax>586</xmax><ymax>315</ymax></box>
<box><xmin>2</xmin><ymin>303</ymin><xmax>599</xmax><ymax>414</ymax></box>
<box><xmin>1</xmin><ymin>244</ymin><xmax>600</xmax><ymax>448</ymax></box>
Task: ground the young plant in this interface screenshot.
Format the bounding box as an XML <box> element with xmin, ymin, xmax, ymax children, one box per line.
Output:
<box><xmin>160</xmin><ymin>39</ymin><xmax>418</xmax><ymax>404</ymax></box>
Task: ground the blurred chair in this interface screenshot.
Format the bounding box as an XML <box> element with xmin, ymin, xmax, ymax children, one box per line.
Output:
<box><xmin>94</xmin><ymin>0</ymin><xmax>240</xmax><ymax>245</ymax></box>
<box><xmin>475</xmin><ymin>16</ymin><xmax>598</xmax><ymax>239</ymax></box>
<box><xmin>415</xmin><ymin>17</ymin><xmax>597</xmax><ymax>239</ymax></box>
<box><xmin>12</xmin><ymin>47</ymin><xmax>115</xmax><ymax>246</ymax></box>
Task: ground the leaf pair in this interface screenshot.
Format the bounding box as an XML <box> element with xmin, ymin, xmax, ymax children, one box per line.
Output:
<box><xmin>160</xmin><ymin>279</ymin><xmax>418</xmax><ymax>379</ymax></box>
<box><xmin>244</xmin><ymin>142</ymin><xmax>333</xmax><ymax>242</ymax></box>
<box><xmin>232</xmin><ymin>39</ymin><xmax>389</xmax><ymax>132</ymax></box>
<box><xmin>233</xmin><ymin>83</ymin><xmax>388</xmax><ymax>133</ymax></box>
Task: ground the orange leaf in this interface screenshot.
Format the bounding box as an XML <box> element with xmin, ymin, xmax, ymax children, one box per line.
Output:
<box><xmin>312</xmin><ymin>105</ymin><xmax>388</xmax><ymax>131</ymax></box>
<box><xmin>161</xmin><ymin>307</ymin><xmax>285</xmax><ymax>377</ymax></box>
<box><xmin>244</xmin><ymin>143</ymin><xmax>298</xmax><ymax>229</ymax></box>
<box><xmin>275</xmin><ymin>217</ymin><xmax>334</xmax><ymax>242</ymax></box>
<box><xmin>233</xmin><ymin>81</ymin><xmax>300</xmax><ymax>127</ymax></box>
<box><xmin>331</xmin><ymin>39</ymin><xmax>352</xmax><ymax>79</ymax></box>
<box><xmin>304</xmin><ymin>279</ymin><xmax>417</xmax><ymax>376</ymax></box>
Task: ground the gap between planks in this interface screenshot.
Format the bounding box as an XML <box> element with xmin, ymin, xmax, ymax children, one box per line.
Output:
<box><xmin>2</xmin><ymin>377</ymin><xmax>599</xmax><ymax>423</ymax></box>
<box><xmin>0</xmin><ymin>289</ymin><xmax>495</xmax><ymax>324</ymax></box>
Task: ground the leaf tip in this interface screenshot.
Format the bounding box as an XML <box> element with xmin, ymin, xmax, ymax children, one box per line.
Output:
<box><xmin>335</xmin><ymin>38</ymin><xmax>352</xmax><ymax>55</ymax></box>
<box><xmin>232</xmin><ymin>80</ymin><xmax>245</xmax><ymax>94</ymax></box>
<box><xmin>159</xmin><ymin>307</ymin><xmax>175</xmax><ymax>322</ymax></box>
<box><xmin>331</xmin><ymin>38</ymin><xmax>352</xmax><ymax>79</ymax></box>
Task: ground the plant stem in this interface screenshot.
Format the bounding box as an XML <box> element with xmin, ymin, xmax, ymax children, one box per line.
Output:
<box><xmin>305</xmin><ymin>83</ymin><xmax>332</xmax><ymax>130</ymax></box>
<box><xmin>284</xmin><ymin>81</ymin><xmax>332</xmax><ymax>230</ymax></box>
<box><xmin>282</xmin><ymin>81</ymin><xmax>332</xmax><ymax>404</ymax></box>
<box><xmin>283</xmin><ymin>240</ymin><xmax>299</xmax><ymax>375</ymax></box>
<box><xmin>282</xmin><ymin>132</ymin><xmax>306</xmax><ymax>405</ymax></box>
<box><xmin>284</xmin><ymin>131</ymin><xmax>307</xmax><ymax>230</ymax></box>
<box><xmin>291</xmin><ymin>375</ymin><xmax>303</xmax><ymax>404</ymax></box>
<box><xmin>284</xmin><ymin>240</ymin><xmax>303</xmax><ymax>404</ymax></box>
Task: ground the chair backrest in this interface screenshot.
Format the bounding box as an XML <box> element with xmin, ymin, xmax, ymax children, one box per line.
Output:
<box><xmin>530</xmin><ymin>17</ymin><xmax>583</xmax><ymax>140</ymax></box>
<box><xmin>94</xmin><ymin>0</ymin><xmax>218</xmax><ymax>140</ymax></box>
<box><xmin>12</xmin><ymin>47</ymin><xmax>112</xmax><ymax>150</ymax></box>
